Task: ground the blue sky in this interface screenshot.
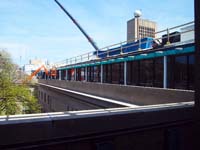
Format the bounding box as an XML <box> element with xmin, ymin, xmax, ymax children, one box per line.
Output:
<box><xmin>0</xmin><ymin>0</ymin><xmax>194</xmax><ymax>66</ymax></box>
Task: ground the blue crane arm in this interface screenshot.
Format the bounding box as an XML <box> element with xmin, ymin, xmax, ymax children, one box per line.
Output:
<box><xmin>54</xmin><ymin>0</ymin><xmax>99</xmax><ymax>52</ymax></box>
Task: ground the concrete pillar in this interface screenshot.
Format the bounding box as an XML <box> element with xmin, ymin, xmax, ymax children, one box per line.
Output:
<box><xmin>100</xmin><ymin>64</ymin><xmax>103</xmax><ymax>83</ymax></box>
<box><xmin>85</xmin><ymin>67</ymin><xmax>88</xmax><ymax>81</ymax></box>
<box><xmin>163</xmin><ymin>56</ymin><xmax>167</xmax><ymax>88</ymax></box>
<box><xmin>59</xmin><ymin>70</ymin><xmax>61</xmax><ymax>80</ymax></box>
<box><xmin>124</xmin><ymin>61</ymin><xmax>127</xmax><ymax>85</ymax></box>
<box><xmin>65</xmin><ymin>70</ymin><xmax>68</xmax><ymax>80</ymax></box>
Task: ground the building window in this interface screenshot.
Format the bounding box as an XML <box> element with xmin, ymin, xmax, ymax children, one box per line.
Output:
<box><xmin>154</xmin><ymin>57</ymin><xmax>163</xmax><ymax>88</ymax></box>
<box><xmin>188</xmin><ymin>54</ymin><xmax>194</xmax><ymax>90</ymax></box>
<box><xmin>75</xmin><ymin>68</ymin><xmax>86</xmax><ymax>81</ymax></box>
<box><xmin>61</xmin><ymin>70</ymin><xmax>66</xmax><ymax>80</ymax></box>
<box><xmin>76</xmin><ymin>68</ymin><xmax>82</xmax><ymax>81</ymax></box>
<box><xmin>87</xmin><ymin>66</ymin><xmax>100</xmax><ymax>82</ymax></box>
<box><xmin>174</xmin><ymin>55</ymin><xmax>188</xmax><ymax>89</ymax></box>
<box><xmin>67</xmin><ymin>69</ymin><xmax>75</xmax><ymax>80</ymax></box>
<box><xmin>103</xmin><ymin>64</ymin><xmax>112</xmax><ymax>83</ymax></box>
<box><xmin>87</xmin><ymin>66</ymin><xmax>94</xmax><ymax>82</ymax></box>
<box><xmin>140</xmin><ymin>59</ymin><xmax>154</xmax><ymax>87</ymax></box>
<box><xmin>94</xmin><ymin>66</ymin><xmax>101</xmax><ymax>82</ymax></box>
<box><xmin>81</xmin><ymin>67</ymin><xmax>86</xmax><ymax>81</ymax></box>
<box><xmin>127</xmin><ymin>54</ymin><xmax>193</xmax><ymax>89</ymax></box>
<box><xmin>127</xmin><ymin>61</ymin><xmax>140</xmax><ymax>86</ymax></box>
<box><xmin>56</xmin><ymin>70</ymin><xmax>59</xmax><ymax>80</ymax></box>
<box><xmin>67</xmin><ymin>70</ymin><xmax>70</xmax><ymax>80</ymax></box>
<box><xmin>127</xmin><ymin>57</ymin><xmax>163</xmax><ymax>88</ymax></box>
<box><xmin>111</xmin><ymin>62</ymin><xmax>124</xmax><ymax>84</ymax></box>
<box><xmin>167</xmin><ymin>53</ymin><xmax>194</xmax><ymax>90</ymax></box>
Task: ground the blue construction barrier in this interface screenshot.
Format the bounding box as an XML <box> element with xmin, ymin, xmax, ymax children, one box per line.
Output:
<box><xmin>94</xmin><ymin>37</ymin><xmax>153</xmax><ymax>58</ymax></box>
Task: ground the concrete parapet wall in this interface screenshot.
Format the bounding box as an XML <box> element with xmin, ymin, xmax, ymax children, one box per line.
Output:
<box><xmin>0</xmin><ymin>103</ymin><xmax>198</xmax><ymax>149</ymax></box>
<box><xmin>39</xmin><ymin>79</ymin><xmax>194</xmax><ymax>105</ymax></box>
<box><xmin>38</xmin><ymin>85</ymin><xmax>126</xmax><ymax>112</ymax></box>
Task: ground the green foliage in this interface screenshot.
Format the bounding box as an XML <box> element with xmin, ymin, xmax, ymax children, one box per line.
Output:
<box><xmin>0</xmin><ymin>50</ymin><xmax>41</xmax><ymax>115</ymax></box>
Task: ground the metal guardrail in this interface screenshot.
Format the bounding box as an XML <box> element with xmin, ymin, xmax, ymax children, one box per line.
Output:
<box><xmin>54</xmin><ymin>21</ymin><xmax>194</xmax><ymax>68</ymax></box>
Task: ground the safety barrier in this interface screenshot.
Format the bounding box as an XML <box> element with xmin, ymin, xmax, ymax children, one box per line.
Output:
<box><xmin>54</xmin><ymin>21</ymin><xmax>194</xmax><ymax>68</ymax></box>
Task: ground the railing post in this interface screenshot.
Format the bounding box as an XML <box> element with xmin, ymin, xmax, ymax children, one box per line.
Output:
<box><xmin>166</xmin><ymin>28</ymin><xmax>170</xmax><ymax>45</ymax></box>
<box><xmin>163</xmin><ymin>56</ymin><xmax>167</xmax><ymax>88</ymax></box>
<box><xmin>124</xmin><ymin>61</ymin><xmax>127</xmax><ymax>85</ymax></box>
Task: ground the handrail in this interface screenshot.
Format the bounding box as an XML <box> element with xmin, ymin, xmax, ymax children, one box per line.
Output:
<box><xmin>53</xmin><ymin>21</ymin><xmax>194</xmax><ymax>68</ymax></box>
<box><xmin>155</xmin><ymin>21</ymin><xmax>194</xmax><ymax>34</ymax></box>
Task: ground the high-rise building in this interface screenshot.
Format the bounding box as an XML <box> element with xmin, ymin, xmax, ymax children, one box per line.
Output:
<box><xmin>127</xmin><ymin>18</ymin><xmax>157</xmax><ymax>42</ymax></box>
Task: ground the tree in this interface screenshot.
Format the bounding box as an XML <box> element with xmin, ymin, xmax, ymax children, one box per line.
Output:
<box><xmin>0</xmin><ymin>50</ymin><xmax>41</xmax><ymax>115</ymax></box>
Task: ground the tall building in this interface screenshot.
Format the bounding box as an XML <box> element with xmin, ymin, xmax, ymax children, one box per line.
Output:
<box><xmin>23</xmin><ymin>59</ymin><xmax>48</xmax><ymax>75</ymax></box>
<box><xmin>127</xmin><ymin>18</ymin><xmax>157</xmax><ymax>42</ymax></box>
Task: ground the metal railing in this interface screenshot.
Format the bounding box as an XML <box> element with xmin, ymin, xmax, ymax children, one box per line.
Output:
<box><xmin>53</xmin><ymin>21</ymin><xmax>194</xmax><ymax>68</ymax></box>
